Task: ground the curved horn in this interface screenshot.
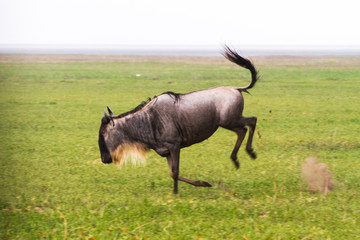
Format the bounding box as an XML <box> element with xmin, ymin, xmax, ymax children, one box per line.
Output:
<box><xmin>103</xmin><ymin>108</ymin><xmax>111</xmax><ymax>123</ymax></box>
<box><xmin>104</xmin><ymin>108</ymin><xmax>109</xmax><ymax>118</ymax></box>
<box><xmin>107</xmin><ymin>106</ymin><xmax>114</xmax><ymax>117</ymax></box>
<box><xmin>104</xmin><ymin>106</ymin><xmax>115</xmax><ymax>127</ymax></box>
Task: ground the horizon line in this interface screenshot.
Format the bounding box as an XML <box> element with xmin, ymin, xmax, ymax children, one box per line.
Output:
<box><xmin>1</xmin><ymin>43</ymin><xmax>360</xmax><ymax>49</ymax></box>
<box><xmin>1</xmin><ymin>44</ymin><xmax>360</xmax><ymax>56</ymax></box>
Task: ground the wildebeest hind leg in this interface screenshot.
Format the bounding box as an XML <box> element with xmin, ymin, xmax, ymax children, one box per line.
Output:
<box><xmin>229</xmin><ymin>127</ymin><xmax>247</xmax><ymax>169</ymax></box>
<box><xmin>242</xmin><ymin>116</ymin><xmax>257</xmax><ymax>159</ymax></box>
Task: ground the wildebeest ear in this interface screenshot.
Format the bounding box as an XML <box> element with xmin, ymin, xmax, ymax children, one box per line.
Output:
<box><xmin>107</xmin><ymin>106</ymin><xmax>114</xmax><ymax>118</ymax></box>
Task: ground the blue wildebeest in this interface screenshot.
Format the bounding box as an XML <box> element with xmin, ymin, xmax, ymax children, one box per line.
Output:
<box><xmin>98</xmin><ymin>46</ymin><xmax>258</xmax><ymax>194</ymax></box>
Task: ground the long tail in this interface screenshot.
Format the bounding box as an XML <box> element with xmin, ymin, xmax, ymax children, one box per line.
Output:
<box><xmin>222</xmin><ymin>45</ymin><xmax>258</xmax><ymax>92</ymax></box>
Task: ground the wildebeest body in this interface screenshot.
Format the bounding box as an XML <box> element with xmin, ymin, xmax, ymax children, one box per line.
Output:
<box><xmin>152</xmin><ymin>87</ymin><xmax>244</xmax><ymax>148</ymax></box>
<box><xmin>99</xmin><ymin>46</ymin><xmax>258</xmax><ymax>194</ymax></box>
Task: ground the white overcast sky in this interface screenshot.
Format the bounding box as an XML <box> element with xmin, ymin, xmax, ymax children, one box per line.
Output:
<box><xmin>1</xmin><ymin>0</ymin><xmax>359</xmax><ymax>47</ymax></box>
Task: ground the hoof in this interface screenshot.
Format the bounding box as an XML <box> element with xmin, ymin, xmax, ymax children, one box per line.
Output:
<box><xmin>194</xmin><ymin>181</ymin><xmax>212</xmax><ymax>187</ymax></box>
<box><xmin>201</xmin><ymin>181</ymin><xmax>212</xmax><ymax>187</ymax></box>
<box><xmin>233</xmin><ymin>160</ymin><xmax>240</xmax><ymax>169</ymax></box>
<box><xmin>231</xmin><ymin>155</ymin><xmax>240</xmax><ymax>169</ymax></box>
<box><xmin>247</xmin><ymin>149</ymin><xmax>257</xmax><ymax>159</ymax></box>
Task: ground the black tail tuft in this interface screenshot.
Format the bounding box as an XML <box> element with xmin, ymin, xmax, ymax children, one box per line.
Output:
<box><xmin>222</xmin><ymin>45</ymin><xmax>258</xmax><ymax>91</ymax></box>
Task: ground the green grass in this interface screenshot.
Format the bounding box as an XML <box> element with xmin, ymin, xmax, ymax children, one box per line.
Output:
<box><xmin>0</xmin><ymin>55</ymin><xmax>359</xmax><ymax>239</ymax></box>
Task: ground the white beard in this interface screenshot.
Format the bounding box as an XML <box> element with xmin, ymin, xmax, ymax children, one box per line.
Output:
<box><xmin>110</xmin><ymin>142</ymin><xmax>148</xmax><ymax>167</ymax></box>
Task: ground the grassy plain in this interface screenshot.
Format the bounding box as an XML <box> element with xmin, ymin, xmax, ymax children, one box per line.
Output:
<box><xmin>0</xmin><ymin>54</ymin><xmax>359</xmax><ymax>239</ymax></box>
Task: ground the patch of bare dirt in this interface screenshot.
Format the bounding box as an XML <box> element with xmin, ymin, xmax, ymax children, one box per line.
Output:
<box><xmin>1</xmin><ymin>54</ymin><xmax>359</xmax><ymax>67</ymax></box>
<box><xmin>0</xmin><ymin>54</ymin><xmax>224</xmax><ymax>64</ymax></box>
<box><xmin>253</xmin><ymin>55</ymin><xmax>360</xmax><ymax>67</ymax></box>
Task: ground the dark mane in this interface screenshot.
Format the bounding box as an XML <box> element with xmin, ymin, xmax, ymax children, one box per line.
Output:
<box><xmin>114</xmin><ymin>92</ymin><xmax>180</xmax><ymax>119</ymax></box>
<box><xmin>161</xmin><ymin>91</ymin><xmax>181</xmax><ymax>102</ymax></box>
<box><xmin>115</xmin><ymin>98</ymin><xmax>152</xmax><ymax>119</ymax></box>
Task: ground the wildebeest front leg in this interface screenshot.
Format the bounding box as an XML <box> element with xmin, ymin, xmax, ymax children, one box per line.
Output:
<box><xmin>167</xmin><ymin>148</ymin><xmax>180</xmax><ymax>194</ymax></box>
<box><xmin>166</xmin><ymin>150</ymin><xmax>211</xmax><ymax>194</ymax></box>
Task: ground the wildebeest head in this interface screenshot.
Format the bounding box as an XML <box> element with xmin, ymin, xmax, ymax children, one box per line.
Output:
<box><xmin>98</xmin><ymin>106</ymin><xmax>149</xmax><ymax>166</ymax></box>
<box><xmin>98</xmin><ymin>107</ymin><xmax>114</xmax><ymax>164</ymax></box>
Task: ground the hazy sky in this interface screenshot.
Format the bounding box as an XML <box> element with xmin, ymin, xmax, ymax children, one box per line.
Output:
<box><xmin>1</xmin><ymin>0</ymin><xmax>359</xmax><ymax>47</ymax></box>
